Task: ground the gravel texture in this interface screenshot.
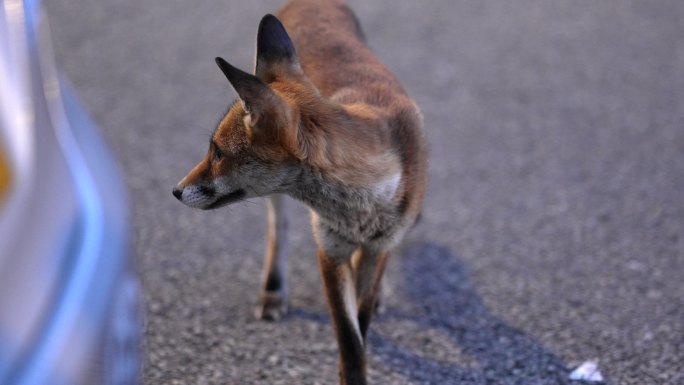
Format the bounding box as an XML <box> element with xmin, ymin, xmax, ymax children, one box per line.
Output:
<box><xmin>46</xmin><ymin>1</ymin><xmax>684</xmax><ymax>384</ymax></box>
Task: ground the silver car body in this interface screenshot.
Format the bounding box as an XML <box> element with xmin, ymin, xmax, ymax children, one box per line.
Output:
<box><xmin>0</xmin><ymin>1</ymin><xmax>140</xmax><ymax>384</ymax></box>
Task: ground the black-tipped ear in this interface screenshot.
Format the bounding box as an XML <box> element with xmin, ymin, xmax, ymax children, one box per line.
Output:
<box><xmin>215</xmin><ymin>57</ymin><xmax>270</xmax><ymax>111</ymax></box>
<box><xmin>255</xmin><ymin>14</ymin><xmax>300</xmax><ymax>81</ymax></box>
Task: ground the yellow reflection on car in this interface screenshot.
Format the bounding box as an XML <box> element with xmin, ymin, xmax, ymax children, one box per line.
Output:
<box><xmin>0</xmin><ymin>147</ymin><xmax>10</xmax><ymax>201</ymax></box>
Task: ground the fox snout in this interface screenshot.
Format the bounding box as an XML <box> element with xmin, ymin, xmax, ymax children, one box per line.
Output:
<box><xmin>172</xmin><ymin>183</ymin><xmax>214</xmax><ymax>208</ymax></box>
<box><xmin>172</xmin><ymin>182</ymin><xmax>246</xmax><ymax>210</ymax></box>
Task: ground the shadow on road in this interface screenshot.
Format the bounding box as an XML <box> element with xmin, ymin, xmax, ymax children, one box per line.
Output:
<box><xmin>367</xmin><ymin>242</ymin><xmax>583</xmax><ymax>385</ymax></box>
<box><xmin>287</xmin><ymin>243</ymin><xmax>595</xmax><ymax>384</ymax></box>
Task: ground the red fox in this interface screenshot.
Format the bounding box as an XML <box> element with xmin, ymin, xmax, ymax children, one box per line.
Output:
<box><xmin>172</xmin><ymin>1</ymin><xmax>426</xmax><ymax>383</ymax></box>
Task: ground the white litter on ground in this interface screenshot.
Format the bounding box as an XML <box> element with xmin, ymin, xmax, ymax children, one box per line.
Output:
<box><xmin>569</xmin><ymin>360</ymin><xmax>604</xmax><ymax>382</ymax></box>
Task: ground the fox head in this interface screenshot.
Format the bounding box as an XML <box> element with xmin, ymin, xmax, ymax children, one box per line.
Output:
<box><xmin>173</xmin><ymin>14</ymin><xmax>313</xmax><ymax>210</ymax></box>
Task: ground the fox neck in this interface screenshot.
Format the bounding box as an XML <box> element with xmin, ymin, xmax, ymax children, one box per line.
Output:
<box><xmin>277</xmin><ymin>100</ymin><xmax>401</xmax><ymax>239</ymax></box>
<box><xmin>288</xmin><ymin>96</ymin><xmax>400</xmax><ymax>185</ymax></box>
<box><xmin>287</xmin><ymin>164</ymin><xmax>400</xmax><ymax>246</ymax></box>
<box><xmin>290</xmin><ymin>166</ymin><xmax>373</xmax><ymax>217</ymax></box>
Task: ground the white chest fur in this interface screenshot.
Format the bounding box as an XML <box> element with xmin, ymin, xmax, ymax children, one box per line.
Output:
<box><xmin>370</xmin><ymin>172</ymin><xmax>401</xmax><ymax>202</ymax></box>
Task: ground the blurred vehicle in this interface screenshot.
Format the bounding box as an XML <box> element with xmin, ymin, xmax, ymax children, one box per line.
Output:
<box><xmin>0</xmin><ymin>1</ymin><xmax>141</xmax><ymax>384</ymax></box>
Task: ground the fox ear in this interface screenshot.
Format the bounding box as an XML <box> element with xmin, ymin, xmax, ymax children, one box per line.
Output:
<box><xmin>255</xmin><ymin>14</ymin><xmax>301</xmax><ymax>81</ymax></box>
<box><xmin>215</xmin><ymin>57</ymin><xmax>275</xmax><ymax>117</ymax></box>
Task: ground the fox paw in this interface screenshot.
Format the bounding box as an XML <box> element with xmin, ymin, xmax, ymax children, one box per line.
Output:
<box><xmin>374</xmin><ymin>296</ymin><xmax>386</xmax><ymax>315</ymax></box>
<box><xmin>254</xmin><ymin>291</ymin><xmax>288</xmax><ymax>321</ymax></box>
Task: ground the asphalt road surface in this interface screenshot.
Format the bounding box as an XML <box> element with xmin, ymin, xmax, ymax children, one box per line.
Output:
<box><xmin>46</xmin><ymin>1</ymin><xmax>683</xmax><ymax>384</ymax></box>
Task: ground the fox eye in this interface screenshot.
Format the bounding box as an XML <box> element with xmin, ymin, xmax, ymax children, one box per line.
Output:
<box><xmin>213</xmin><ymin>147</ymin><xmax>223</xmax><ymax>162</ymax></box>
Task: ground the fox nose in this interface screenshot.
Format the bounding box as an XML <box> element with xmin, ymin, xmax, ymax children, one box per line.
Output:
<box><xmin>172</xmin><ymin>186</ymin><xmax>183</xmax><ymax>201</ymax></box>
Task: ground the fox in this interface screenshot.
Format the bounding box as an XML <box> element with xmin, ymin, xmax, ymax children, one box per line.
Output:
<box><xmin>172</xmin><ymin>1</ymin><xmax>427</xmax><ymax>384</ymax></box>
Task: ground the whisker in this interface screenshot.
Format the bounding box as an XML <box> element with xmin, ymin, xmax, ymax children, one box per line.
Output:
<box><xmin>241</xmin><ymin>199</ymin><xmax>260</xmax><ymax>206</ymax></box>
<box><xmin>180</xmin><ymin>123</ymin><xmax>214</xmax><ymax>140</ymax></box>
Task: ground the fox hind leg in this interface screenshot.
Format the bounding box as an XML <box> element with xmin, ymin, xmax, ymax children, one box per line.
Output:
<box><xmin>255</xmin><ymin>194</ymin><xmax>289</xmax><ymax>320</ymax></box>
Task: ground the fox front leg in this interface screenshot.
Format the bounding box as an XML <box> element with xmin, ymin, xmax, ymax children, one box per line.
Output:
<box><xmin>255</xmin><ymin>194</ymin><xmax>289</xmax><ymax>320</ymax></box>
<box><xmin>352</xmin><ymin>247</ymin><xmax>389</xmax><ymax>341</ymax></box>
<box><xmin>318</xmin><ymin>247</ymin><xmax>368</xmax><ymax>385</ymax></box>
